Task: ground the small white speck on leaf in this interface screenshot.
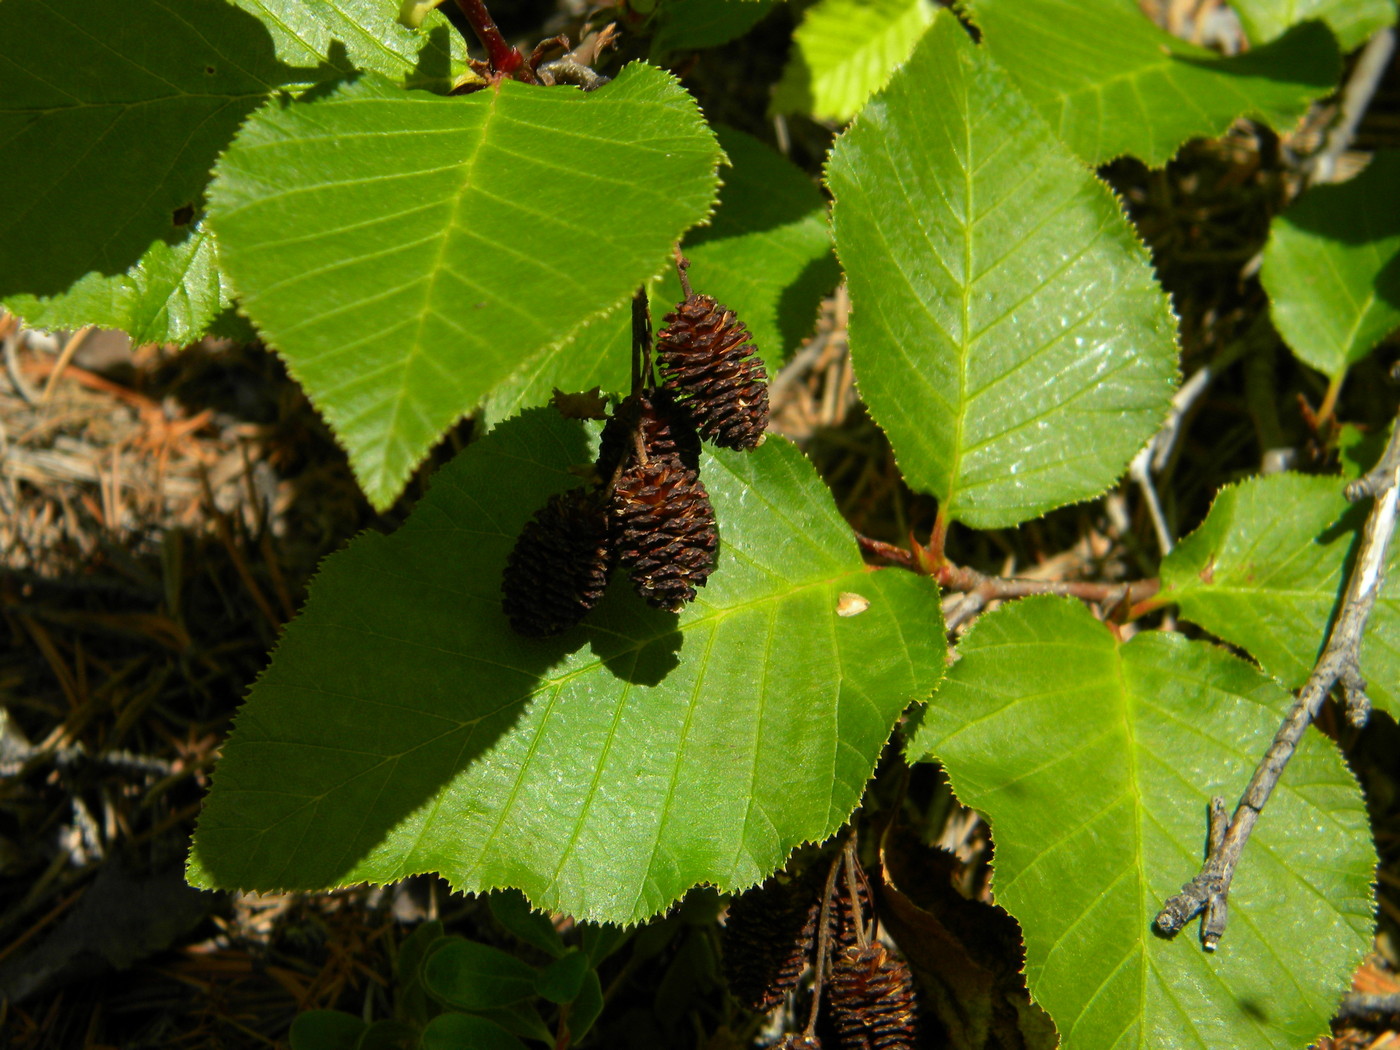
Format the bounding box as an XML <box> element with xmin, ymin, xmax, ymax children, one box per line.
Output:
<box><xmin>837</xmin><ymin>592</ymin><xmax>870</xmax><ymax>617</ymax></box>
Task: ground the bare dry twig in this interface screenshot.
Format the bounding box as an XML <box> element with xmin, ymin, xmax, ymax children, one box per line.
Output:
<box><xmin>1155</xmin><ymin>415</ymin><xmax>1400</xmax><ymax>948</ymax></box>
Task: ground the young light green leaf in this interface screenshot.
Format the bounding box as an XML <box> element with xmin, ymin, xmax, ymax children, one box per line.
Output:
<box><xmin>827</xmin><ymin>12</ymin><xmax>1178</xmax><ymax>529</ymax></box>
<box><xmin>1160</xmin><ymin>472</ymin><xmax>1400</xmax><ymax>720</ymax></box>
<box><xmin>771</xmin><ymin>0</ymin><xmax>936</xmax><ymax>122</ymax></box>
<box><xmin>964</xmin><ymin>0</ymin><xmax>1341</xmax><ymax>166</ymax></box>
<box><xmin>482</xmin><ymin>125</ymin><xmax>836</xmax><ymax>427</ymax></box>
<box><xmin>0</xmin><ymin>0</ymin><xmax>462</xmax><ymax>345</ymax></box>
<box><xmin>187</xmin><ymin>409</ymin><xmax>944</xmax><ymax>924</ymax></box>
<box><xmin>209</xmin><ymin>67</ymin><xmax>721</xmax><ymax>510</ymax></box>
<box><xmin>1261</xmin><ymin>152</ymin><xmax>1400</xmax><ymax>381</ymax></box>
<box><xmin>908</xmin><ymin>597</ymin><xmax>1375</xmax><ymax>1050</ymax></box>
<box><xmin>1230</xmin><ymin>0</ymin><xmax>1396</xmax><ymax>51</ymax></box>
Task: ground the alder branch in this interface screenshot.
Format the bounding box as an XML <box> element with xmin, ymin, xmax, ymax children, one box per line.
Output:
<box><xmin>1155</xmin><ymin>417</ymin><xmax>1400</xmax><ymax>949</ymax></box>
<box><xmin>856</xmin><ymin>534</ymin><xmax>1158</xmax><ymax>610</ymax></box>
<box><xmin>1306</xmin><ymin>26</ymin><xmax>1396</xmax><ymax>184</ymax></box>
<box><xmin>450</xmin><ymin>0</ymin><xmax>530</xmax><ymax>78</ymax></box>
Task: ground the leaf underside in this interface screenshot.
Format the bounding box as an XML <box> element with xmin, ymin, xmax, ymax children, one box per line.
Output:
<box><xmin>1161</xmin><ymin>472</ymin><xmax>1400</xmax><ymax>721</ymax></box>
<box><xmin>964</xmin><ymin>0</ymin><xmax>1341</xmax><ymax>166</ymax></box>
<box><xmin>188</xmin><ymin>409</ymin><xmax>945</xmax><ymax>924</ymax></box>
<box><xmin>1261</xmin><ymin>151</ymin><xmax>1400</xmax><ymax>380</ymax></box>
<box><xmin>828</xmin><ymin>11</ymin><xmax>1178</xmax><ymax>529</ymax></box>
<box><xmin>909</xmin><ymin>596</ymin><xmax>1375</xmax><ymax>1050</ymax></box>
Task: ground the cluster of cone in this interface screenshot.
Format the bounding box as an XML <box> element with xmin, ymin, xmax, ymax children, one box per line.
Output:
<box><xmin>722</xmin><ymin>850</ymin><xmax>918</xmax><ymax>1050</ymax></box>
<box><xmin>502</xmin><ymin>278</ymin><xmax>769</xmax><ymax>637</ymax></box>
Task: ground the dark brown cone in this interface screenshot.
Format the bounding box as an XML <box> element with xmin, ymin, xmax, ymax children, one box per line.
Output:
<box><xmin>611</xmin><ymin>456</ymin><xmax>717</xmax><ymax>611</ymax></box>
<box><xmin>827</xmin><ymin>942</ymin><xmax>919</xmax><ymax>1050</ymax></box>
<box><xmin>501</xmin><ymin>487</ymin><xmax>613</xmax><ymax>637</ymax></box>
<box><xmin>656</xmin><ymin>294</ymin><xmax>769</xmax><ymax>450</ymax></box>
<box><xmin>596</xmin><ymin>390</ymin><xmax>701</xmax><ymax>481</ymax></box>
<box><xmin>722</xmin><ymin>871</ymin><xmax>824</xmax><ymax>1012</ymax></box>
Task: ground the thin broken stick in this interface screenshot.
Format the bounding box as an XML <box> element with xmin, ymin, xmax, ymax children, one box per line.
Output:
<box><xmin>1154</xmin><ymin>415</ymin><xmax>1400</xmax><ymax>948</ymax></box>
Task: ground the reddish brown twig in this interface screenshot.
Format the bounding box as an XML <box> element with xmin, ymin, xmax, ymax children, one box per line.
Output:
<box><xmin>856</xmin><ymin>534</ymin><xmax>1159</xmax><ymax>609</ymax></box>
<box><xmin>451</xmin><ymin>0</ymin><xmax>532</xmax><ymax>80</ymax></box>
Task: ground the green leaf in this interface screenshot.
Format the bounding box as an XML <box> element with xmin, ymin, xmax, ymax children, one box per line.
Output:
<box><xmin>289</xmin><ymin>1011</ymin><xmax>367</xmax><ymax>1050</ymax></box>
<box><xmin>650</xmin><ymin>0</ymin><xmax>776</xmax><ymax>61</ymax></box>
<box><xmin>1160</xmin><ymin>472</ymin><xmax>1400</xmax><ymax>721</ymax></box>
<box><xmin>491</xmin><ymin>889</ymin><xmax>566</xmax><ymax>958</ymax></box>
<box><xmin>397</xmin><ymin>919</ymin><xmax>445</xmax><ymax>983</ymax></box>
<box><xmin>423</xmin><ymin>939</ymin><xmax>539</xmax><ymax>1009</ymax></box>
<box><xmin>565</xmin><ymin>969</ymin><xmax>604</xmax><ymax>1041</ymax></box>
<box><xmin>1261</xmin><ymin>151</ymin><xmax>1400</xmax><ymax>381</ymax></box>
<box><xmin>0</xmin><ymin>0</ymin><xmax>289</xmax><ymax>340</ymax></box>
<box><xmin>3</xmin><ymin>220</ymin><xmax>232</xmax><ymax>347</ymax></box>
<box><xmin>469</xmin><ymin>1002</ymin><xmax>554</xmax><ymax>1045</ymax></box>
<box><xmin>580</xmin><ymin>922</ymin><xmax>630</xmax><ymax>964</ymax></box>
<box><xmin>421</xmin><ymin>1014</ymin><xmax>528</xmax><ymax>1050</ymax></box>
<box><xmin>230</xmin><ymin>0</ymin><xmax>468</xmax><ymax>91</ymax></box>
<box><xmin>0</xmin><ymin>0</ymin><xmax>464</xmax><ymax>345</ymax></box>
<box><xmin>1230</xmin><ymin>0</ymin><xmax>1396</xmax><ymax>51</ymax></box>
<box><xmin>770</xmin><ymin>0</ymin><xmax>936</xmax><ymax>122</ymax></box>
<box><xmin>481</xmin><ymin>125</ymin><xmax>836</xmax><ymax>428</ymax></box>
<box><xmin>964</xmin><ymin>0</ymin><xmax>1341</xmax><ymax>166</ymax></box>
<box><xmin>394</xmin><ymin>919</ymin><xmax>446</xmax><ymax>1025</ymax></box>
<box><xmin>187</xmin><ymin>409</ymin><xmax>944</xmax><ymax>923</ymax></box>
<box><xmin>479</xmin><ymin>302</ymin><xmax>633</xmax><ymax>430</ymax></box>
<box><xmin>827</xmin><ymin>12</ymin><xmax>1178</xmax><ymax>529</ymax></box>
<box><xmin>354</xmin><ymin>1019</ymin><xmax>417</xmax><ymax>1050</ymax></box>
<box><xmin>908</xmin><ymin>597</ymin><xmax>1375</xmax><ymax>1050</ymax></box>
<box><xmin>209</xmin><ymin>66</ymin><xmax>721</xmax><ymax>509</ymax></box>
<box><xmin>534</xmin><ymin>949</ymin><xmax>591</xmax><ymax>1003</ymax></box>
<box><xmin>660</xmin><ymin>126</ymin><xmax>839</xmax><ymax>362</ymax></box>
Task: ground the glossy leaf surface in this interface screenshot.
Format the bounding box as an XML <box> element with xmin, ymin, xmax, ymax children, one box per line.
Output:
<box><xmin>828</xmin><ymin>12</ymin><xmax>1177</xmax><ymax>528</ymax></box>
<box><xmin>1160</xmin><ymin>472</ymin><xmax>1400</xmax><ymax>720</ymax></box>
<box><xmin>209</xmin><ymin>65</ymin><xmax>721</xmax><ymax>508</ymax></box>
<box><xmin>771</xmin><ymin>0</ymin><xmax>936</xmax><ymax>122</ymax></box>
<box><xmin>965</xmin><ymin>0</ymin><xmax>1340</xmax><ymax>166</ymax></box>
<box><xmin>908</xmin><ymin>597</ymin><xmax>1375</xmax><ymax>1050</ymax></box>
<box><xmin>188</xmin><ymin>410</ymin><xmax>944</xmax><ymax>923</ymax></box>
<box><xmin>1261</xmin><ymin>151</ymin><xmax>1400</xmax><ymax>380</ymax></box>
